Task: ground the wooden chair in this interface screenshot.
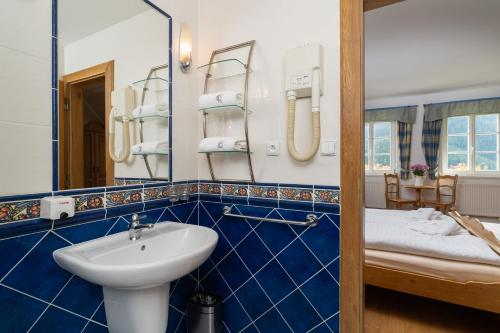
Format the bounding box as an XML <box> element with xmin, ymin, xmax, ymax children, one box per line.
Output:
<box><xmin>384</xmin><ymin>173</ymin><xmax>417</xmax><ymax>209</ymax></box>
<box><xmin>422</xmin><ymin>174</ymin><xmax>458</xmax><ymax>213</ymax></box>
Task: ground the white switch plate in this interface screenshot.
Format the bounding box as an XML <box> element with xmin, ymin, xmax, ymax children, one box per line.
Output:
<box><xmin>320</xmin><ymin>139</ymin><xmax>336</xmax><ymax>156</ymax></box>
<box><xmin>266</xmin><ymin>141</ymin><xmax>280</xmax><ymax>156</ymax></box>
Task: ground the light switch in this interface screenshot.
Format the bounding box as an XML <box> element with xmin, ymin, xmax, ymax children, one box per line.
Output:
<box><xmin>266</xmin><ymin>141</ymin><xmax>280</xmax><ymax>156</ymax></box>
<box><xmin>320</xmin><ymin>139</ymin><xmax>336</xmax><ymax>156</ymax></box>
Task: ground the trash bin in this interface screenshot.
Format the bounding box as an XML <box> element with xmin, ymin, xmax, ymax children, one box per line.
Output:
<box><xmin>187</xmin><ymin>292</ymin><xmax>222</xmax><ymax>333</ymax></box>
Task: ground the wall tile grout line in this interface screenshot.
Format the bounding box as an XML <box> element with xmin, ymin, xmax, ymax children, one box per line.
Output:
<box><xmin>0</xmin><ymin>282</ymin><xmax>105</xmax><ymax>328</ymax></box>
<box><xmin>26</xmin><ymin>275</ymin><xmax>75</xmax><ymax>333</ymax></box>
<box><xmin>0</xmin><ymin>232</ymin><xmax>50</xmax><ymax>283</ymax></box>
<box><xmin>80</xmin><ymin>300</ymin><xmax>106</xmax><ymax>332</ymax></box>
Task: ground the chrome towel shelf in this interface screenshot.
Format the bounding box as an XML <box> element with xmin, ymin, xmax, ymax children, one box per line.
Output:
<box><xmin>222</xmin><ymin>206</ymin><xmax>318</xmax><ymax>227</ymax></box>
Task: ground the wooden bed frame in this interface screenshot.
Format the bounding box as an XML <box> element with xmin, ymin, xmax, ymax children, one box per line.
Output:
<box><xmin>365</xmin><ymin>212</ymin><xmax>500</xmax><ymax>314</ymax></box>
<box><xmin>365</xmin><ymin>264</ymin><xmax>500</xmax><ymax>314</ymax></box>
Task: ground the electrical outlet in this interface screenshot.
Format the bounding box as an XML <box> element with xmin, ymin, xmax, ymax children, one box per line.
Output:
<box><xmin>320</xmin><ymin>139</ymin><xmax>336</xmax><ymax>156</ymax></box>
<box><xmin>266</xmin><ymin>141</ymin><xmax>280</xmax><ymax>156</ymax></box>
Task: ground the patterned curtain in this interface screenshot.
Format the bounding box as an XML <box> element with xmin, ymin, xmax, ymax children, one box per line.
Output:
<box><xmin>421</xmin><ymin>119</ymin><xmax>443</xmax><ymax>179</ymax></box>
<box><xmin>398</xmin><ymin>122</ymin><xmax>413</xmax><ymax>180</ymax></box>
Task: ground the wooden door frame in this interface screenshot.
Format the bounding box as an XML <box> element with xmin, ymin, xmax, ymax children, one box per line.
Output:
<box><xmin>340</xmin><ymin>0</ymin><xmax>365</xmax><ymax>331</ymax></box>
<box><xmin>59</xmin><ymin>61</ymin><xmax>115</xmax><ymax>189</ymax></box>
<box><xmin>340</xmin><ymin>1</ymin><xmax>405</xmax><ymax>331</ymax></box>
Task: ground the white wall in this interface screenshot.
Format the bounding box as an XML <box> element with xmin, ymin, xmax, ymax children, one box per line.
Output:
<box><xmin>196</xmin><ymin>0</ymin><xmax>341</xmax><ymax>185</ymax></box>
<box><xmin>0</xmin><ymin>0</ymin><xmax>52</xmax><ymax>195</ymax></box>
<box><xmin>63</xmin><ymin>10</ymin><xmax>170</xmax><ymax>179</ymax></box>
<box><xmin>150</xmin><ymin>0</ymin><xmax>200</xmax><ymax>182</ymax></box>
<box><xmin>365</xmin><ymin>85</ymin><xmax>500</xmax><ymax>211</ymax></box>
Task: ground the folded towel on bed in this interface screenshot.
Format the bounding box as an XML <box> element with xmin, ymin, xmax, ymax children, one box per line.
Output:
<box><xmin>407</xmin><ymin>219</ymin><xmax>461</xmax><ymax>236</ymax></box>
<box><xmin>407</xmin><ymin>208</ymin><xmax>436</xmax><ymax>220</ymax></box>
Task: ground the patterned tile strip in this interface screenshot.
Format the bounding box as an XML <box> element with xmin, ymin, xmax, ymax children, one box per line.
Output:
<box><xmin>222</xmin><ymin>184</ymin><xmax>248</xmax><ymax>197</ymax></box>
<box><xmin>0</xmin><ymin>182</ymin><xmax>339</xmax><ymax>223</ymax></box>
<box><xmin>144</xmin><ymin>186</ymin><xmax>172</xmax><ymax>201</ymax></box>
<box><xmin>0</xmin><ymin>200</ymin><xmax>41</xmax><ymax>222</ymax></box>
<box><xmin>74</xmin><ymin>194</ymin><xmax>105</xmax><ymax>212</ymax></box>
<box><xmin>249</xmin><ymin>186</ymin><xmax>279</xmax><ymax>199</ymax></box>
<box><xmin>105</xmin><ymin>189</ymin><xmax>143</xmax><ymax>207</ymax></box>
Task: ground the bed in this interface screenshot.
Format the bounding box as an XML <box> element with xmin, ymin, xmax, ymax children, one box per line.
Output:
<box><xmin>364</xmin><ymin>208</ymin><xmax>500</xmax><ymax>313</ymax></box>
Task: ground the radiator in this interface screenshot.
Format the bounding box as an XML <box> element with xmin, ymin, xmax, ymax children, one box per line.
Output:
<box><xmin>365</xmin><ymin>177</ymin><xmax>500</xmax><ymax>218</ymax></box>
<box><xmin>455</xmin><ymin>183</ymin><xmax>500</xmax><ymax>218</ymax></box>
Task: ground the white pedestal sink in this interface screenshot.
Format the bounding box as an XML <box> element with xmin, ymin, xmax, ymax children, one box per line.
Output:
<box><xmin>53</xmin><ymin>222</ymin><xmax>218</xmax><ymax>333</ymax></box>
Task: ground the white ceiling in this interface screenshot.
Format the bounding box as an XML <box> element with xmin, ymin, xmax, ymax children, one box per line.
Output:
<box><xmin>365</xmin><ymin>0</ymin><xmax>500</xmax><ymax>99</ymax></box>
<box><xmin>59</xmin><ymin>0</ymin><xmax>150</xmax><ymax>45</ymax></box>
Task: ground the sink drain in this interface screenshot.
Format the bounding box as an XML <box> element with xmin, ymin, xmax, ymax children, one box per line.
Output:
<box><xmin>141</xmin><ymin>245</ymin><xmax>146</xmax><ymax>251</ymax></box>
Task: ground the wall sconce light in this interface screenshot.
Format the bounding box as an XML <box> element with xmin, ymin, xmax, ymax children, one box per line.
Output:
<box><xmin>179</xmin><ymin>23</ymin><xmax>192</xmax><ymax>73</ymax></box>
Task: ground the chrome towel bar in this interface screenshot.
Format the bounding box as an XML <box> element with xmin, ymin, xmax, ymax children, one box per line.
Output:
<box><xmin>222</xmin><ymin>206</ymin><xmax>319</xmax><ymax>227</ymax></box>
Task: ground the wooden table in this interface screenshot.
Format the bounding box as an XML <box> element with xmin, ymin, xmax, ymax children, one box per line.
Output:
<box><xmin>404</xmin><ymin>185</ymin><xmax>436</xmax><ymax>207</ymax></box>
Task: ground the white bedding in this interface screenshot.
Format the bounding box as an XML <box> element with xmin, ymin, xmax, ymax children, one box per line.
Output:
<box><xmin>365</xmin><ymin>208</ymin><xmax>500</xmax><ymax>267</ymax></box>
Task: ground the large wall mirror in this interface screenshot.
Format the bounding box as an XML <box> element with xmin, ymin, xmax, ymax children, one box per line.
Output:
<box><xmin>58</xmin><ymin>0</ymin><xmax>172</xmax><ymax>190</ymax></box>
<box><xmin>0</xmin><ymin>0</ymin><xmax>172</xmax><ymax>197</ymax></box>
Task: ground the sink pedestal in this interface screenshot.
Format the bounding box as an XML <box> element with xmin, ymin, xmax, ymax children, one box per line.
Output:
<box><xmin>103</xmin><ymin>283</ymin><xmax>170</xmax><ymax>333</ymax></box>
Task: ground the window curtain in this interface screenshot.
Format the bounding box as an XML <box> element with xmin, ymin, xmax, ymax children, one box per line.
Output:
<box><xmin>365</xmin><ymin>105</ymin><xmax>417</xmax><ymax>178</ymax></box>
<box><xmin>365</xmin><ymin>105</ymin><xmax>417</xmax><ymax>123</ymax></box>
<box><xmin>398</xmin><ymin>122</ymin><xmax>413</xmax><ymax>179</ymax></box>
<box><xmin>424</xmin><ymin>97</ymin><xmax>500</xmax><ymax>121</ymax></box>
<box><xmin>422</xmin><ymin>97</ymin><xmax>500</xmax><ymax>178</ymax></box>
<box><xmin>421</xmin><ymin>119</ymin><xmax>443</xmax><ymax>179</ymax></box>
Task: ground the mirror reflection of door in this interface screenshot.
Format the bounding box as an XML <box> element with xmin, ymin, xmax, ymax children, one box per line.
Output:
<box><xmin>59</xmin><ymin>61</ymin><xmax>114</xmax><ymax>190</ymax></box>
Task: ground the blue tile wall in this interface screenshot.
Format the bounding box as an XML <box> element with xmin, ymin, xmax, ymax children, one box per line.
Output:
<box><xmin>195</xmin><ymin>187</ymin><xmax>340</xmax><ymax>333</ymax></box>
<box><xmin>0</xmin><ymin>181</ymin><xmax>340</xmax><ymax>333</ymax></box>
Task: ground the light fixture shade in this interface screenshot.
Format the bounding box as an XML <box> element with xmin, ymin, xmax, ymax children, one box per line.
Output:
<box><xmin>179</xmin><ymin>23</ymin><xmax>192</xmax><ymax>72</ymax></box>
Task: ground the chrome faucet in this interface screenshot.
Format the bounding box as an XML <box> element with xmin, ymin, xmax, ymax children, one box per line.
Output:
<box><xmin>128</xmin><ymin>214</ymin><xmax>154</xmax><ymax>241</ymax></box>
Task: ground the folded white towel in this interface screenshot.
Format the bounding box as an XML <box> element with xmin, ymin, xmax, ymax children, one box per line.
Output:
<box><xmin>407</xmin><ymin>219</ymin><xmax>461</xmax><ymax>236</ymax></box>
<box><xmin>431</xmin><ymin>210</ymin><xmax>443</xmax><ymax>220</ymax></box>
<box><xmin>132</xmin><ymin>141</ymin><xmax>169</xmax><ymax>155</ymax></box>
<box><xmin>199</xmin><ymin>137</ymin><xmax>247</xmax><ymax>152</ymax></box>
<box><xmin>133</xmin><ymin>103</ymin><xmax>168</xmax><ymax>119</ymax></box>
<box><xmin>198</xmin><ymin>91</ymin><xmax>243</xmax><ymax>110</ymax></box>
<box><xmin>406</xmin><ymin>208</ymin><xmax>436</xmax><ymax>220</ymax></box>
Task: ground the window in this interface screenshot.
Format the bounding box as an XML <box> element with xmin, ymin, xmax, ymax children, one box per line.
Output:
<box><xmin>443</xmin><ymin>114</ymin><xmax>500</xmax><ymax>174</ymax></box>
<box><xmin>365</xmin><ymin>121</ymin><xmax>397</xmax><ymax>172</ymax></box>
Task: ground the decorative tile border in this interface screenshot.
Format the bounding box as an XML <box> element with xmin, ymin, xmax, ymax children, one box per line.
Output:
<box><xmin>249</xmin><ymin>185</ymin><xmax>279</xmax><ymax>199</ymax></box>
<box><xmin>222</xmin><ymin>184</ymin><xmax>248</xmax><ymax>197</ymax></box>
<box><xmin>280</xmin><ymin>187</ymin><xmax>314</xmax><ymax>201</ymax></box>
<box><xmin>105</xmin><ymin>189</ymin><xmax>143</xmax><ymax>207</ymax></box>
<box><xmin>188</xmin><ymin>183</ymin><xmax>198</xmax><ymax>195</ymax></box>
<box><xmin>314</xmin><ymin>188</ymin><xmax>340</xmax><ymax>204</ymax></box>
<box><xmin>74</xmin><ymin>194</ymin><xmax>105</xmax><ymax>212</ymax></box>
<box><xmin>0</xmin><ymin>181</ymin><xmax>339</xmax><ymax>224</ymax></box>
<box><xmin>144</xmin><ymin>186</ymin><xmax>172</xmax><ymax>201</ymax></box>
<box><xmin>0</xmin><ymin>200</ymin><xmax>41</xmax><ymax>222</ymax></box>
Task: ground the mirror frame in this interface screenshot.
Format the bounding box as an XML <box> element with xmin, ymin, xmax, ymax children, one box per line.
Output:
<box><xmin>52</xmin><ymin>0</ymin><xmax>173</xmax><ymax>191</ymax></box>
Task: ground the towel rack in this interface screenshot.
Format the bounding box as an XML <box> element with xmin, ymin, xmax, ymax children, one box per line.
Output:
<box><xmin>198</xmin><ymin>41</ymin><xmax>256</xmax><ymax>183</ymax></box>
<box><xmin>136</xmin><ymin>64</ymin><xmax>169</xmax><ymax>181</ymax></box>
<box><xmin>222</xmin><ymin>206</ymin><xmax>319</xmax><ymax>227</ymax></box>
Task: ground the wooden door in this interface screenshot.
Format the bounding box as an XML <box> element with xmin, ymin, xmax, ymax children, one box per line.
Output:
<box><xmin>84</xmin><ymin>122</ymin><xmax>106</xmax><ymax>187</ymax></box>
<box><xmin>58</xmin><ymin>61</ymin><xmax>114</xmax><ymax>190</ymax></box>
<box><xmin>68</xmin><ymin>84</ymin><xmax>85</xmax><ymax>189</ymax></box>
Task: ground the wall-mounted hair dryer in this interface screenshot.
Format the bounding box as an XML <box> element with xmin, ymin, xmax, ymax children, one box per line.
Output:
<box><xmin>109</xmin><ymin>87</ymin><xmax>135</xmax><ymax>163</ymax></box>
<box><xmin>285</xmin><ymin>43</ymin><xmax>323</xmax><ymax>162</ymax></box>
